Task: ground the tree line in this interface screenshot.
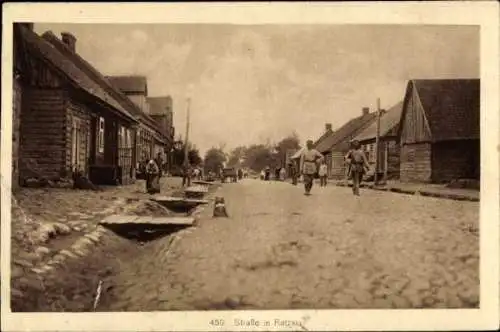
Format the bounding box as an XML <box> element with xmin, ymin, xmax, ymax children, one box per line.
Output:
<box><xmin>202</xmin><ymin>132</ymin><xmax>302</xmax><ymax>174</ymax></box>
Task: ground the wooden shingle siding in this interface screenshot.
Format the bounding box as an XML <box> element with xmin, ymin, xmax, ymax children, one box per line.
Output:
<box><xmin>400</xmin><ymin>143</ymin><xmax>431</xmax><ymax>182</ymax></box>
<box><xmin>401</xmin><ymin>85</ymin><xmax>432</xmax><ymax>144</ymax></box>
<box><xmin>19</xmin><ymin>87</ymin><xmax>66</xmax><ymax>180</ymax></box>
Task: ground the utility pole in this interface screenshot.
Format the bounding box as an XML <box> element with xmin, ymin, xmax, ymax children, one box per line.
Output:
<box><xmin>183</xmin><ymin>97</ymin><xmax>191</xmax><ymax>187</ymax></box>
<box><xmin>374</xmin><ymin>98</ymin><xmax>381</xmax><ymax>185</ymax></box>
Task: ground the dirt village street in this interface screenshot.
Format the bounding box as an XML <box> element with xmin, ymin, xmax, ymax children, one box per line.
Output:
<box><xmin>10</xmin><ymin>176</ymin><xmax>479</xmax><ymax>312</ymax></box>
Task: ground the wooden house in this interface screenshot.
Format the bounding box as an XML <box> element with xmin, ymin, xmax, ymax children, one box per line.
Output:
<box><xmin>314</xmin><ymin>108</ymin><xmax>377</xmax><ymax>178</ymax></box>
<box><xmin>147</xmin><ymin>96</ymin><xmax>175</xmax><ymax>168</ymax></box>
<box><xmin>13</xmin><ymin>24</ymin><xmax>139</xmax><ymax>186</ymax></box>
<box><xmin>106</xmin><ymin>76</ymin><xmax>172</xmax><ymax>167</ymax></box>
<box><xmin>398</xmin><ymin>79</ymin><xmax>480</xmax><ymax>183</ymax></box>
<box><xmin>352</xmin><ymin>101</ymin><xmax>404</xmax><ymax>180</ymax></box>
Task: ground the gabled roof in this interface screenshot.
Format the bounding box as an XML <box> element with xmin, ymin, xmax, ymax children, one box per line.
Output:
<box><xmin>38</xmin><ymin>30</ymin><xmax>170</xmax><ymax>143</ymax></box>
<box><xmin>106</xmin><ymin>76</ymin><xmax>148</xmax><ymax>94</ymax></box>
<box><xmin>315</xmin><ymin>112</ymin><xmax>378</xmax><ymax>153</ymax></box>
<box><xmin>147</xmin><ymin>96</ymin><xmax>172</xmax><ymax>115</ymax></box>
<box><xmin>16</xmin><ymin>25</ymin><xmax>136</xmax><ymax>122</ymax></box>
<box><xmin>354</xmin><ymin>101</ymin><xmax>404</xmax><ymax>142</ymax></box>
<box><xmin>410</xmin><ymin>79</ymin><xmax>480</xmax><ymax>141</ymax></box>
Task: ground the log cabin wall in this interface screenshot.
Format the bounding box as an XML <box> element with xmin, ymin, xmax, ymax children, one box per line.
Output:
<box><xmin>12</xmin><ymin>75</ymin><xmax>23</xmax><ymax>190</ymax></box>
<box><xmin>386</xmin><ymin>140</ymin><xmax>401</xmax><ymax>179</ymax></box>
<box><xmin>400</xmin><ymin>142</ymin><xmax>432</xmax><ymax>182</ymax></box>
<box><xmin>431</xmin><ymin>140</ymin><xmax>480</xmax><ymax>182</ymax></box>
<box><xmin>19</xmin><ymin>87</ymin><xmax>67</xmax><ymax>182</ymax></box>
<box><xmin>399</xmin><ymin>82</ymin><xmax>433</xmax><ymax>183</ymax></box>
<box><xmin>330</xmin><ymin>152</ymin><xmax>347</xmax><ymax>179</ymax></box>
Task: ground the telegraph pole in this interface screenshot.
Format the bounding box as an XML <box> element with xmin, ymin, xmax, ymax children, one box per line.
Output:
<box><xmin>374</xmin><ymin>98</ymin><xmax>381</xmax><ymax>185</ymax></box>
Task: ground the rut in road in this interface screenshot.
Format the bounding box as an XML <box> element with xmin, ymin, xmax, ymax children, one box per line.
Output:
<box><xmin>99</xmin><ymin>179</ymin><xmax>479</xmax><ymax>311</ymax></box>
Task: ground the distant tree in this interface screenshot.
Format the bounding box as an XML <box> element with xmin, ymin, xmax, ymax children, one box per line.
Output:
<box><xmin>243</xmin><ymin>144</ymin><xmax>273</xmax><ymax>172</ymax></box>
<box><xmin>276</xmin><ymin>132</ymin><xmax>301</xmax><ymax>166</ymax></box>
<box><xmin>227</xmin><ymin>146</ymin><xmax>247</xmax><ymax>167</ymax></box>
<box><xmin>204</xmin><ymin>147</ymin><xmax>227</xmax><ymax>173</ymax></box>
<box><xmin>172</xmin><ymin>140</ymin><xmax>202</xmax><ymax>168</ymax></box>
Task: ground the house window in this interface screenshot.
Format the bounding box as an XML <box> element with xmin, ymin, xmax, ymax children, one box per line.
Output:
<box><xmin>98</xmin><ymin>117</ymin><xmax>105</xmax><ymax>153</ymax></box>
<box><xmin>368</xmin><ymin>143</ymin><xmax>376</xmax><ymax>163</ymax></box>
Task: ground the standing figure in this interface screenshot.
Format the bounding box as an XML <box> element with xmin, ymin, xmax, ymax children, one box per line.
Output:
<box><xmin>290</xmin><ymin>162</ymin><xmax>298</xmax><ymax>185</ymax></box>
<box><xmin>193</xmin><ymin>167</ymin><xmax>200</xmax><ymax>180</ymax></box>
<box><xmin>300</xmin><ymin>140</ymin><xmax>324</xmax><ymax>195</ymax></box>
<box><xmin>238</xmin><ymin>168</ymin><xmax>243</xmax><ymax>180</ymax></box>
<box><xmin>145</xmin><ymin>159</ymin><xmax>160</xmax><ymax>194</ymax></box>
<box><xmin>264</xmin><ymin>166</ymin><xmax>271</xmax><ymax>181</ymax></box>
<box><xmin>155</xmin><ymin>152</ymin><xmax>163</xmax><ymax>178</ymax></box>
<box><xmin>182</xmin><ymin>164</ymin><xmax>191</xmax><ymax>187</ymax></box>
<box><xmin>318</xmin><ymin>160</ymin><xmax>328</xmax><ymax>187</ymax></box>
<box><xmin>345</xmin><ymin>140</ymin><xmax>370</xmax><ymax>196</ymax></box>
<box><xmin>279</xmin><ymin>166</ymin><xmax>286</xmax><ymax>181</ymax></box>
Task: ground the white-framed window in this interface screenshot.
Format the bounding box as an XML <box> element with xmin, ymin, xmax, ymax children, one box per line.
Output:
<box><xmin>98</xmin><ymin>117</ymin><xmax>105</xmax><ymax>153</ymax></box>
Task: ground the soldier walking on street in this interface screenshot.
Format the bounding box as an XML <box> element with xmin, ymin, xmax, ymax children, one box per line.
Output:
<box><xmin>300</xmin><ymin>140</ymin><xmax>324</xmax><ymax>195</ymax></box>
<box><xmin>345</xmin><ymin>140</ymin><xmax>370</xmax><ymax>196</ymax></box>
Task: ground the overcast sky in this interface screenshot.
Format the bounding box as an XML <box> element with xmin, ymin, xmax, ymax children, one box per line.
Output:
<box><xmin>35</xmin><ymin>24</ymin><xmax>479</xmax><ymax>155</ymax></box>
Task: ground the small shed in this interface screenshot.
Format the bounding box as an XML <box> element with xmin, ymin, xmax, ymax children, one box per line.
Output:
<box><xmin>398</xmin><ymin>79</ymin><xmax>480</xmax><ymax>183</ymax></box>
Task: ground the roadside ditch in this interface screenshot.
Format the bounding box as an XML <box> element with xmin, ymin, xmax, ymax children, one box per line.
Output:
<box><xmin>11</xmin><ymin>183</ymin><xmax>221</xmax><ymax>312</ymax></box>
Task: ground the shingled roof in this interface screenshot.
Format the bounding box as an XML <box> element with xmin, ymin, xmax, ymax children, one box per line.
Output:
<box><xmin>17</xmin><ymin>25</ymin><xmax>136</xmax><ymax>122</ymax></box>
<box><xmin>106</xmin><ymin>76</ymin><xmax>148</xmax><ymax>94</ymax></box>
<box><xmin>314</xmin><ymin>112</ymin><xmax>378</xmax><ymax>153</ymax></box>
<box><xmin>37</xmin><ymin>30</ymin><xmax>169</xmax><ymax>143</ymax></box>
<box><xmin>354</xmin><ymin>101</ymin><xmax>404</xmax><ymax>142</ymax></box>
<box><xmin>409</xmin><ymin>79</ymin><xmax>480</xmax><ymax>141</ymax></box>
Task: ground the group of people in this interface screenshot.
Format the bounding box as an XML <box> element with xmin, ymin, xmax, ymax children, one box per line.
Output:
<box><xmin>298</xmin><ymin>139</ymin><xmax>369</xmax><ymax>196</ymax></box>
<box><xmin>260</xmin><ymin>166</ymin><xmax>287</xmax><ymax>181</ymax></box>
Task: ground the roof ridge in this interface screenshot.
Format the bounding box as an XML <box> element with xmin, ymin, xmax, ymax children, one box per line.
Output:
<box><xmin>42</xmin><ymin>31</ymin><xmax>168</xmax><ymax>139</ymax></box>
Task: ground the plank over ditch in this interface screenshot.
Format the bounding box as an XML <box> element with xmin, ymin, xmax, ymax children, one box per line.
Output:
<box><xmin>100</xmin><ymin>214</ymin><xmax>195</xmax><ymax>226</ymax></box>
<box><xmin>185</xmin><ymin>186</ymin><xmax>209</xmax><ymax>193</ymax></box>
<box><xmin>192</xmin><ymin>180</ymin><xmax>216</xmax><ymax>186</ymax></box>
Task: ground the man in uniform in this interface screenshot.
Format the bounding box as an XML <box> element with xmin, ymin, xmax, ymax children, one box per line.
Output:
<box><xmin>300</xmin><ymin>140</ymin><xmax>324</xmax><ymax>195</ymax></box>
<box><xmin>345</xmin><ymin>140</ymin><xmax>370</xmax><ymax>196</ymax></box>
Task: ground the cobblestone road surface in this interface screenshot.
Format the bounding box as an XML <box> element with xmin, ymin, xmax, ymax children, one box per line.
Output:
<box><xmin>103</xmin><ymin>179</ymin><xmax>479</xmax><ymax>310</ymax></box>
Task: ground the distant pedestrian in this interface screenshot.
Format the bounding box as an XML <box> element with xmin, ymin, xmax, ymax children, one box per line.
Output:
<box><xmin>345</xmin><ymin>140</ymin><xmax>370</xmax><ymax>196</ymax></box>
<box><xmin>182</xmin><ymin>164</ymin><xmax>191</xmax><ymax>187</ymax></box>
<box><xmin>260</xmin><ymin>170</ymin><xmax>265</xmax><ymax>180</ymax></box>
<box><xmin>145</xmin><ymin>159</ymin><xmax>160</xmax><ymax>194</ymax></box>
<box><xmin>300</xmin><ymin>140</ymin><xmax>324</xmax><ymax>195</ymax></box>
<box><xmin>155</xmin><ymin>152</ymin><xmax>163</xmax><ymax>178</ymax></box>
<box><xmin>264</xmin><ymin>166</ymin><xmax>271</xmax><ymax>181</ymax></box>
<box><xmin>193</xmin><ymin>167</ymin><xmax>200</xmax><ymax>180</ymax></box>
<box><xmin>274</xmin><ymin>168</ymin><xmax>280</xmax><ymax>181</ymax></box>
<box><xmin>290</xmin><ymin>162</ymin><xmax>298</xmax><ymax>185</ymax></box>
<box><xmin>319</xmin><ymin>161</ymin><xmax>328</xmax><ymax>187</ymax></box>
<box><xmin>279</xmin><ymin>167</ymin><xmax>286</xmax><ymax>181</ymax></box>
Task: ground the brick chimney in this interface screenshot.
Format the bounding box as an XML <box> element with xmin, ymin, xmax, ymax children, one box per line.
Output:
<box><xmin>325</xmin><ymin>123</ymin><xmax>332</xmax><ymax>132</ymax></box>
<box><xmin>61</xmin><ymin>32</ymin><xmax>76</xmax><ymax>52</ymax></box>
<box><xmin>362</xmin><ymin>107</ymin><xmax>370</xmax><ymax>116</ymax></box>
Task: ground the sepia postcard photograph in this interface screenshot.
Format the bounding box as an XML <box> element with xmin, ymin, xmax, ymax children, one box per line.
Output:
<box><xmin>1</xmin><ymin>2</ymin><xmax>499</xmax><ymax>331</ymax></box>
